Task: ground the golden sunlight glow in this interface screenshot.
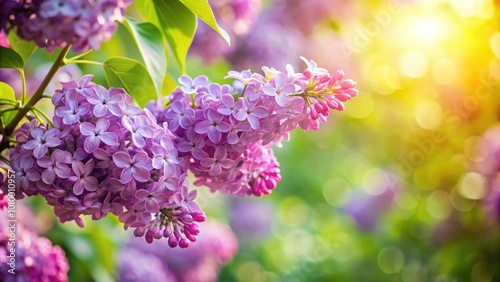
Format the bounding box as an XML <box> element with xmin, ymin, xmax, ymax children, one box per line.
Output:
<box><xmin>413</xmin><ymin>19</ymin><xmax>444</xmax><ymax>42</ymax></box>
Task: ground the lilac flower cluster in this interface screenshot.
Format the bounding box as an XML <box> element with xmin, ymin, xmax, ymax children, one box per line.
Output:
<box><xmin>8</xmin><ymin>57</ymin><xmax>356</xmax><ymax>248</ymax></box>
<box><xmin>2</xmin><ymin>0</ymin><xmax>131</xmax><ymax>52</ymax></box>
<box><xmin>149</xmin><ymin>57</ymin><xmax>358</xmax><ymax>196</ymax></box>
<box><xmin>122</xmin><ymin>220</ymin><xmax>238</xmax><ymax>282</ymax></box>
<box><xmin>0</xmin><ymin>198</ymin><xmax>69</xmax><ymax>282</ymax></box>
<box><xmin>8</xmin><ymin>75</ymin><xmax>205</xmax><ymax>247</ymax></box>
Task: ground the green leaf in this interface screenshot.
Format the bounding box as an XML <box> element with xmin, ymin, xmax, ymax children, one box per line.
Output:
<box><xmin>0</xmin><ymin>82</ymin><xmax>17</xmax><ymax>125</ymax></box>
<box><xmin>102</xmin><ymin>57</ymin><xmax>156</xmax><ymax>107</ymax></box>
<box><xmin>178</xmin><ymin>0</ymin><xmax>231</xmax><ymax>44</ymax></box>
<box><xmin>136</xmin><ymin>0</ymin><xmax>196</xmax><ymax>73</ymax></box>
<box><xmin>0</xmin><ymin>82</ymin><xmax>16</xmax><ymax>102</ymax></box>
<box><xmin>0</xmin><ymin>46</ymin><xmax>24</xmax><ymax>69</ymax></box>
<box><xmin>123</xmin><ymin>17</ymin><xmax>166</xmax><ymax>94</ymax></box>
<box><xmin>7</xmin><ymin>31</ymin><xmax>37</xmax><ymax>63</ymax></box>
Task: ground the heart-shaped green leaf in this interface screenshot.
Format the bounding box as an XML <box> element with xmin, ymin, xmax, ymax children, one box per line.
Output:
<box><xmin>0</xmin><ymin>46</ymin><xmax>24</xmax><ymax>69</ymax></box>
<box><xmin>102</xmin><ymin>57</ymin><xmax>157</xmax><ymax>107</ymax></box>
<box><xmin>123</xmin><ymin>17</ymin><xmax>166</xmax><ymax>94</ymax></box>
<box><xmin>178</xmin><ymin>0</ymin><xmax>231</xmax><ymax>45</ymax></box>
<box><xmin>7</xmin><ymin>31</ymin><xmax>37</xmax><ymax>63</ymax></box>
<box><xmin>135</xmin><ymin>0</ymin><xmax>196</xmax><ymax>73</ymax></box>
<box><xmin>0</xmin><ymin>82</ymin><xmax>17</xmax><ymax>125</ymax></box>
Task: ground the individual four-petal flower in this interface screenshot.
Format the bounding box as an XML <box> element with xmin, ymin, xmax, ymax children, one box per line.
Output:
<box><xmin>80</xmin><ymin>119</ymin><xmax>118</xmax><ymax>153</ymax></box>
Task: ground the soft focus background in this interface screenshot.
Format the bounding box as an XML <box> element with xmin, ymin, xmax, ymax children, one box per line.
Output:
<box><xmin>5</xmin><ymin>0</ymin><xmax>500</xmax><ymax>281</ymax></box>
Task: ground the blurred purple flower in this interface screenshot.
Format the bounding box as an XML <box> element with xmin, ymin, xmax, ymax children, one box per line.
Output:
<box><xmin>124</xmin><ymin>220</ymin><xmax>238</xmax><ymax>282</ymax></box>
<box><xmin>343</xmin><ymin>183</ymin><xmax>396</xmax><ymax>231</ymax></box>
<box><xmin>229</xmin><ymin>198</ymin><xmax>275</xmax><ymax>241</ymax></box>
<box><xmin>118</xmin><ymin>248</ymin><xmax>177</xmax><ymax>282</ymax></box>
<box><xmin>0</xmin><ymin>205</ymin><xmax>69</xmax><ymax>282</ymax></box>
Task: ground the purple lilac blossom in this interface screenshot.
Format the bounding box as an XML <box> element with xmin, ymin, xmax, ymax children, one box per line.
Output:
<box><xmin>343</xmin><ymin>185</ymin><xmax>396</xmax><ymax>231</ymax></box>
<box><xmin>9</xmin><ymin>57</ymin><xmax>357</xmax><ymax>248</ymax></box>
<box><xmin>0</xmin><ymin>201</ymin><xmax>69</xmax><ymax>282</ymax></box>
<box><xmin>124</xmin><ymin>220</ymin><xmax>238</xmax><ymax>282</ymax></box>
<box><xmin>229</xmin><ymin>11</ymin><xmax>307</xmax><ymax>72</ymax></box>
<box><xmin>149</xmin><ymin>57</ymin><xmax>358</xmax><ymax>197</ymax></box>
<box><xmin>7</xmin><ymin>75</ymin><xmax>205</xmax><ymax>247</ymax></box>
<box><xmin>0</xmin><ymin>64</ymin><xmax>81</xmax><ymax>99</ymax></box>
<box><xmin>3</xmin><ymin>0</ymin><xmax>132</xmax><ymax>53</ymax></box>
<box><xmin>471</xmin><ymin>125</ymin><xmax>500</xmax><ymax>223</ymax></box>
<box><xmin>118</xmin><ymin>248</ymin><xmax>177</xmax><ymax>282</ymax></box>
<box><xmin>190</xmin><ymin>0</ymin><xmax>261</xmax><ymax>64</ymax></box>
<box><xmin>228</xmin><ymin>198</ymin><xmax>274</xmax><ymax>241</ymax></box>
